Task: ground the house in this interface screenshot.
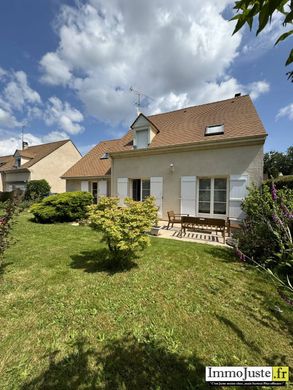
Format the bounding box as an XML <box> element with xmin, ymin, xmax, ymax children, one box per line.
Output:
<box><xmin>0</xmin><ymin>140</ymin><xmax>81</xmax><ymax>193</ymax></box>
<box><xmin>62</xmin><ymin>95</ymin><xmax>267</xmax><ymax>220</ymax></box>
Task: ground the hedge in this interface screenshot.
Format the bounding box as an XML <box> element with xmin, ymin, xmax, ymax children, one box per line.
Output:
<box><xmin>264</xmin><ymin>175</ymin><xmax>293</xmax><ymax>190</ymax></box>
<box><xmin>30</xmin><ymin>191</ymin><xmax>93</xmax><ymax>223</ymax></box>
<box><xmin>25</xmin><ymin>179</ymin><xmax>51</xmax><ymax>201</ymax></box>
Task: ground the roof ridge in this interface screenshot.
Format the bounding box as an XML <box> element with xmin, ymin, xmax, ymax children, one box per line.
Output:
<box><xmin>26</xmin><ymin>139</ymin><xmax>70</xmax><ymax>149</ymax></box>
<box><xmin>99</xmin><ymin>138</ymin><xmax>122</xmax><ymax>143</ymax></box>
<box><xmin>147</xmin><ymin>95</ymin><xmax>250</xmax><ymax>118</ymax></box>
<box><xmin>0</xmin><ymin>154</ymin><xmax>13</xmax><ymax>158</ymax></box>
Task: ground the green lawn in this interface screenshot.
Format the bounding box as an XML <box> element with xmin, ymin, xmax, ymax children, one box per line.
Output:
<box><xmin>0</xmin><ymin>212</ymin><xmax>292</xmax><ymax>389</ymax></box>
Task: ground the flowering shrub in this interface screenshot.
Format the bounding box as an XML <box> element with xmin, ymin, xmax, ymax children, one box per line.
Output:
<box><xmin>88</xmin><ymin>196</ymin><xmax>158</xmax><ymax>261</ymax></box>
<box><xmin>235</xmin><ymin>183</ymin><xmax>293</xmax><ymax>303</ymax></box>
<box><xmin>236</xmin><ymin>183</ymin><xmax>292</xmax><ymax>275</ymax></box>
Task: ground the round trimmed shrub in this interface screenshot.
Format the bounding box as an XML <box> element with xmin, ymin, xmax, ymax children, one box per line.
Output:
<box><xmin>30</xmin><ymin>191</ymin><xmax>93</xmax><ymax>223</ymax></box>
<box><xmin>25</xmin><ymin>180</ymin><xmax>51</xmax><ymax>201</ymax></box>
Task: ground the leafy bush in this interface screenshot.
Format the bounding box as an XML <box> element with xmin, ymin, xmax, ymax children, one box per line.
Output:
<box><xmin>236</xmin><ymin>183</ymin><xmax>293</xmax><ymax>278</ymax></box>
<box><xmin>264</xmin><ymin>175</ymin><xmax>293</xmax><ymax>190</ymax></box>
<box><xmin>0</xmin><ymin>199</ymin><xmax>18</xmax><ymax>272</ymax></box>
<box><xmin>88</xmin><ymin>196</ymin><xmax>158</xmax><ymax>261</ymax></box>
<box><xmin>25</xmin><ymin>179</ymin><xmax>51</xmax><ymax>201</ymax></box>
<box><xmin>31</xmin><ymin>191</ymin><xmax>93</xmax><ymax>223</ymax></box>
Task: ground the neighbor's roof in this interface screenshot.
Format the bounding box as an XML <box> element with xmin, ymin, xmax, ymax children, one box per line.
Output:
<box><xmin>62</xmin><ymin>138</ymin><xmax>122</xmax><ymax>178</ymax></box>
<box><xmin>62</xmin><ymin>95</ymin><xmax>267</xmax><ymax>178</ymax></box>
<box><xmin>0</xmin><ymin>139</ymin><xmax>70</xmax><ymax>172</ymax></box>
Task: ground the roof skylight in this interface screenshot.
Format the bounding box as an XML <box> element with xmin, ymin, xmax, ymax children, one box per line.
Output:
<box><xmin>100</xmin><ymin>152</ymin><xmax>110</xmax><ymax>159</ymax></box>
<box><xmin>205</xmin><ymin>124</ymin><xmax>224</xmax><ymax>136</ymax></box>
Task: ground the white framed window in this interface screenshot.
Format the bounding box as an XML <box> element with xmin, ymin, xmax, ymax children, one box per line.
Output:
<box><xmin>131</xmin><ymin>179</ymin><xmax>150</xmax><ymax>201</ymax></box>
<box><xmin>141</xmin><ymin>179</ymin><xmax>150</xmax><ymax>200</ymax></box>
<box><xmin>198</xmin><ymin>178</ymin><xmax>227</xmax><ymax>216</ymax></box>
<box><xmin>205</xmin><ymin>124</ymin><xmax>224</xmax><ymax>136</ymax></box>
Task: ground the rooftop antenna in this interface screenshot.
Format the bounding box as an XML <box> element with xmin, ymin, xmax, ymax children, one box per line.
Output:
<box><xmin>129</xmin><ymin>86</ymin><xmax>154</xmax><ymax>115</ymax></box>
<box><xmin>21</xmin><ymin>126</ymin><xmax>25</xmax><ymax>150</ymax></box>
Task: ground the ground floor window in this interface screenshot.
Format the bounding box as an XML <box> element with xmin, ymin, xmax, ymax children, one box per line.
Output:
<box><xmin>132</xmin><ymin>179</ymin><xmax>150</xmax><ymax>201</ymax></box>
<box><xmin>92</xmin><ymin>182</ymin><xmax>97</xmax><ymax>203</ymax></box>
<box><xmin>198</xmin><ymin>177</ymin><xmax>227</xmax><ymax>215</ymax></box>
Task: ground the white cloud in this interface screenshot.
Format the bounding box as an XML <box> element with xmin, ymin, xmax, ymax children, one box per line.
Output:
<box><xmin>276</xmin><ymin>103</ymin><xmax>293</xmax><ymax>121</ymax></box>
<box><xmin>0</xmin><ymin>130</ymin><xmax>68</xmax><ymax>156</ymax></box>
<box><xmin>3</xmin><ymin>71</ymin><xmax>41</xmax><ymax>110</ymax></box>
<box><xmin>246</xmin><ymin>81</ymin><xmax>270</xmax><ymax>100</ymax></box>
<box><xmin>40</xmin><ymin>0</ymin><xmax>257</xmax><ymax>124</ymax></box>
<box><xmin>0</xmin><ymin>108</ymin><xmax>23</xmax><ymax>128</ymax></box>
<box><xmin>44</xmin><ymin>96</ymin><xmax>84</xmax><ymax>134</ymax></box>
<box><xmin>40</xmin><ymin>52</ymin><xmax>72</xmax><ymax>85</ymax></box>
<box><xmin>0</xmin><ymin>68</ymin><xmax>84</xmax><ymax>136</ymax></box>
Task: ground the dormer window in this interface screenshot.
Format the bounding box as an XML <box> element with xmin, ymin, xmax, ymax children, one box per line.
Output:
<box><xmin>205</xmin><ymin>124</ymin><xmax>224</xmax><ymax>136</ymax></box>
<box><xmin>100</xmin><ymin>152</ymin><xmax>109</xmax><ymax>159</ymax></box>
<box><xmin>135</xmin><ymin>129</ymin><xmax>149</xmax><ymax>149</ymax></box>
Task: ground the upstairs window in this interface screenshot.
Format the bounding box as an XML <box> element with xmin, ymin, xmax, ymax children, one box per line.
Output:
<box><xmin>205</xmin><ymin>124</ymin><xmax>224</xmax><ymax>136</ymax></box>
<box><xmin>15</xmin><ymin>157</ymin><xmax>21</xmax><ymax>168</ymax></box>
<box><xmin>100</xmin><ymin>152</ymin><xmax>109</xmax><ymax>159</ymax></box>
<box><xmin>135</xmin><ymin>129</ymin><xmax>149</xmax><ymax>149</ymax></box>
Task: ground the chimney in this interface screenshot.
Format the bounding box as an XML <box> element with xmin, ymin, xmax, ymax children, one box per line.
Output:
<box><xmin>22</xmin><ymin>141</ymin><xmax>29</xmax><ymax>150</ymax></box>
<box><xmin>234</xmin><ymin>93</ymin><xmax>241</xmax><ymax>98</ymax></box>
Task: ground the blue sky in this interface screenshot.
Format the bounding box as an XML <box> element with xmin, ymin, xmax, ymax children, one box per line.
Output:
<box><xmin>0</xmin><ymin>0</ymin><xmax>292</xmax><ymax>156</ymax></box>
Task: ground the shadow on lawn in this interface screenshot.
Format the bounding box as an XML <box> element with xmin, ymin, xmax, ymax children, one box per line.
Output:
<box><xmin>204</xmin><ymin>246</ymin><xmax>235</xmax><ymax>263</ymax></box>
<box><xmin>216</xmin><ymin>315</ymin><xmax>262</xmax><ymax>354</ymax></box>
<box><xmin>70</xmin><ymin>248</ymin><xmax>138</xmax><ymax>275</ymax></box>
<box><xmin>21</xmin><ymin>336</ymin><xmax>207</xmax><ymax>390</ymax></box>
<box><xmin>0</xmin><ymin>261</ymin><xmax>13</xmax><ymax>277</ymax></box>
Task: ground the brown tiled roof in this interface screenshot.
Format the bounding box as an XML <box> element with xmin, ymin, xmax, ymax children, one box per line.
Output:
<box><xmin>0</xmin><ymin>140</ymin><xmax>70</xmax><ymax>172</ymax></box>
<box><xmin>62</xmin><ymin>139</ymin><xmax>122</xmax><ymax>178</ymax></box>
<box><xmin>120</xmin><ymin>95</ymin><xmax>266</xmax><ymax>150</ymax></box>
<box><xmin>62</xmin><ymin>95</ymin><xmax>266</xmax><ymax>178</ymax></box>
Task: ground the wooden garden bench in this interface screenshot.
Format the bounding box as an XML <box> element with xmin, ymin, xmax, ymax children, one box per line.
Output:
<box><xmin>180</xmin><ymin>216</ymin><xmax>227</xmax><ymax>241</ymax></box>
<box><xmin>167</xmin><ymin>211</ymin><xmax>189</xmax><ymax>229</ymax></box>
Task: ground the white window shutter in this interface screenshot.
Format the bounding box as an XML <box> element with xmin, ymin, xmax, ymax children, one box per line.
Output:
<box><xmin>180</xmin><ymin>176</ymin><xmax>196</xmax><ymax>216</ymax></box>
<box><xmin>150</xmin><ymin>177</ymin><xmax>163</xmax><ymax>217</ymax></box>
<box><xmin>81</xmin><ymin>181</ymin><xmax>89</xmax><ymax>192</ymax></box>
<box><xmin>98</xmin><ymin>180</ymin><xmax>107</xmax><ymax>198</ymax></box>
<box><xmin>117</xmin><ymin>178</ymin><xmax>128</xmax><ymax>206</ymax></box>
<box><xmin>229</xmin><ymin>175</ymin><xmax>248</xmax><ymax>220</ymax></box>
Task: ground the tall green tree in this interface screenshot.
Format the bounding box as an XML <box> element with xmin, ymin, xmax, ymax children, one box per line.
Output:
<box><xmin>264</xmin><ymin>146</ymin><xmax>293</xmax><ymax>177</ymax></box>
<box><xmin>231</xmin><ymin>0</ymin><xmax>293</xmax><ymax>82</ymax></box>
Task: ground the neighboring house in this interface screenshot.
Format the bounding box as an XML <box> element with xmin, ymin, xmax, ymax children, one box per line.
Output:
<box><xmin>0</xmin><ymin>140</ymin><xmax>81</xmax><ymax>193</ymax></box>
<box><xmin>63</xmin><ymin>95</ymin><xmax>267</xmax><ymax>220</ymax></box>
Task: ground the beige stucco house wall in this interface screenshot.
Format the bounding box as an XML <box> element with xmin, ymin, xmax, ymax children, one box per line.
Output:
<box><xmin>111</xmin><ymin>140</ymin><xmax>264</xmax><ymax>219</ymax></box>
<box><xmin>30</xmin><ymin>141</ymin><xmax>81</xmax><ymax>193</ymax></box>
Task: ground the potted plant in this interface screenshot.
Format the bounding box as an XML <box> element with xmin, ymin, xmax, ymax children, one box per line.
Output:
<box><xmin>150</xmin><ymin>212</ymin><xmax>160</xmax><ymax>236</ymax></box>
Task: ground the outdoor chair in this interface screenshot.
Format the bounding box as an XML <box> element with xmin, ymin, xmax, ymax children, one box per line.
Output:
<box><xmin>167</xmin><ymin>211</ymin><xmax>189</xmax><ymax>229</ymax></box>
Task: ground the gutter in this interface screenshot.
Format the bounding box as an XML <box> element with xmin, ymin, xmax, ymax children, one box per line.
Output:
<box><xmin>61</xmin><ymin>175</ymin><xmax>111</xmax><ymax>180</ymax></box>
<box><xmin>110</xmin><ymin>134</ymin><xmax>267</xmax><ymax>158</ymax></box>
<box><xmin>3</xmin><ymin>168</ymin><xmax>30</xmax><ymax>174</ymax></box>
